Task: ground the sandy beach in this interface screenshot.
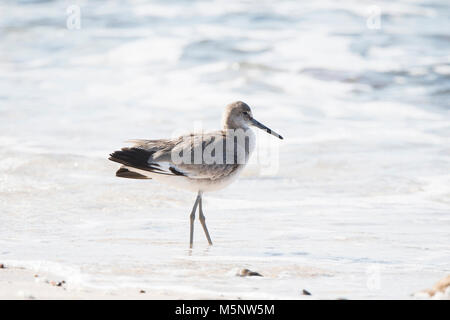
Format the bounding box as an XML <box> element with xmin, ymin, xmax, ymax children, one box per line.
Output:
<box><xmin>0</xmin><ymin>266</ymin><xmax>176</xmax><ymax>300</ymax></box>
<box><xmin>0</xmin><ymin>263</ymin><xmax>314</xmax><ymax>300</ymax></box>
<box><xmin>0</xmin><ymin>264</ymin><xmax>212</xmax><ymax>300</ymax></box>
<box><xmin>1</xmin><ymin>264</ymin><xmax>449</xmax><ymax>300</ymax></box>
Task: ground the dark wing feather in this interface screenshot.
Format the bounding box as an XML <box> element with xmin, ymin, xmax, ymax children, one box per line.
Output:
<box><xmin>109</xmin><ymin>147</ymin><xmax>171</xmax><ymax>175</ymax></box>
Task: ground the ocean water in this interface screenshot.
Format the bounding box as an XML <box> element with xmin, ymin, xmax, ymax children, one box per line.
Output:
<box><xmin>0</xmin><ymin>0</ymin><xmax>449</xmax><ymax>299</ymax></box>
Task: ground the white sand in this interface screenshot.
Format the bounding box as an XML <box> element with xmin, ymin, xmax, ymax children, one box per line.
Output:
<box><xmin>0</xmin><ymin>265</ymin><xmax>199</xmax><ymax>300</ymax></box>
<box><xmin>2</xmin><ymin>265</ymin><xmax>449</xmax><ymax>300</ymax></box>
<box><xmin>0</xmin><ymin>264</ymin><xmax>275</xmax><ymax>300</ymax></box>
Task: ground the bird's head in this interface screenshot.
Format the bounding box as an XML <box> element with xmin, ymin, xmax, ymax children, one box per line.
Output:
<box><xmin>222</xmin><ymin>101</ymin><xmax>283</xmax><ymax>140</ymax></box>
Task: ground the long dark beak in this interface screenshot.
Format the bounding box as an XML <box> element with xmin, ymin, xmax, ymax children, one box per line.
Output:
<box><xmin>250</xmin><ymin>118</ymin><xmax>283</xmax><ymax>140</ymax></box>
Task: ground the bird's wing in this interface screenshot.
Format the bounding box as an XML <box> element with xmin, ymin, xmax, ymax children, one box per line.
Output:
<box><xmin>109</xmin><ymin>131</ymin><xmax>241</xmax><ymax>180</ymax></box>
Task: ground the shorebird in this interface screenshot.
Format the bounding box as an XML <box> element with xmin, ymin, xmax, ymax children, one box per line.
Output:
<box><xmin>109</xmin><ymin>101</ymin><xmax>283</xmax><ymax>248</ymax></box>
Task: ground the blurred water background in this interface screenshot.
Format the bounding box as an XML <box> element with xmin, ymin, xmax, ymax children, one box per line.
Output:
<box><xmin>0</xmin><ymin>0</ymin><xmax>449</xmax><ymax>298</ymax></box>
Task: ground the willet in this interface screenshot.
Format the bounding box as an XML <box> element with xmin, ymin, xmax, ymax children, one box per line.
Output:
<box><xmin>109</xmin><ymin>101</ymin><xmax>283</xmax><ymax>248</ymax></box>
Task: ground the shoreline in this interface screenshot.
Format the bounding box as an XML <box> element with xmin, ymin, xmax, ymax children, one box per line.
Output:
<box><xmin>0</xmin><ymin>264</ymin><xmax>178</xmax><ymax>300</ymax></box>
<box><xmin>1</xmin><ymin>263</ymin><xmax>448</xmax><ymax>300</ymax></box>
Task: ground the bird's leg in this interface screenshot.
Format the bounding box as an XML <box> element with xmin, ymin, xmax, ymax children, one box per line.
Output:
<box><xmin>198</xmin><ymin>192</ymin><xmax>213</xmax><ymax>246</ymax></box>
<box><xmin>189</xmin><ymin>193</ymin><xmax>200</xmax><ymax>248</ymax></box>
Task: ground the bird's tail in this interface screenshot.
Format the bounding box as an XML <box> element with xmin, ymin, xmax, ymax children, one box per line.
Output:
<box><xmin>109</xmin><ymin>148</ymin><xmax>154</xmax><ymax>168</ymax></box>
<box><xmin>115</xmin><ymin>166</ymin><xmax>149</xmax><ymax>179</ymax></box>
<box><xmin>109</xmin><ymin>147</ymin><xmax>167</xmax><ymax>179</ymax></box>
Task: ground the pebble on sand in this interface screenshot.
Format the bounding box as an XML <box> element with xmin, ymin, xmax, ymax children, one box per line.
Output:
<box><xmin>0</xmin><ymin>263</ymin><xmax>5</xmax><ymax>269</ymax></box>
<box><xmin>238</xmin><ymin>269</ymin><xmax>263</xmax><ymax>277</ymax></box>
<box><xmin>301</xmin><ymin>289</ymin><xmax>311</xmax><ymax>296</ymax></box>
<box><xmin>49</xmin><ymin>280</ymin><xmax>65</xmax><ymax>287</ymax></box>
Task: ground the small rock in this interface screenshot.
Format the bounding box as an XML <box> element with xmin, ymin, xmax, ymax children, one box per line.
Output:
<box><xmin>238</xmin><ymin>269</ymin><xmax>263</xmax><ymax>277</ymax></box>
<box><xmin>34</xmin><ymin>274</ymin><xmax>39</xmax><ymax>277</ymax></box>
<box><xmin>139</xmin><ymin>290</ymin><xmax>146</xmax><ymax>294</ymax></box>
<box><xmin>301</xmin><ymin>289</ymin><xmax>311</xmax><ymax>296</ymax></box>
<box><xmin>0</xmin><ymin>263</ymin><xmax>5</xmax><ymax>269</ymax></box>
<box><xmin>49</xmin><ymin>280</ymin><xmax>64</xmax><ymax>287</ymax></box>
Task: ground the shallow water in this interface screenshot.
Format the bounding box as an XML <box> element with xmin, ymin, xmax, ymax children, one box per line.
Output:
<box><xmin>0</xmin><ymin>0</ymin><xmax>449</xmax><ymax>299</ymax></box>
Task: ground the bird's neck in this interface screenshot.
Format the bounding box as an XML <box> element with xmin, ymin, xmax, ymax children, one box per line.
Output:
<box><xmin>222</xmin><ymin>122</ymin><xmax>249</xmax><ymax>131</ymax></box>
